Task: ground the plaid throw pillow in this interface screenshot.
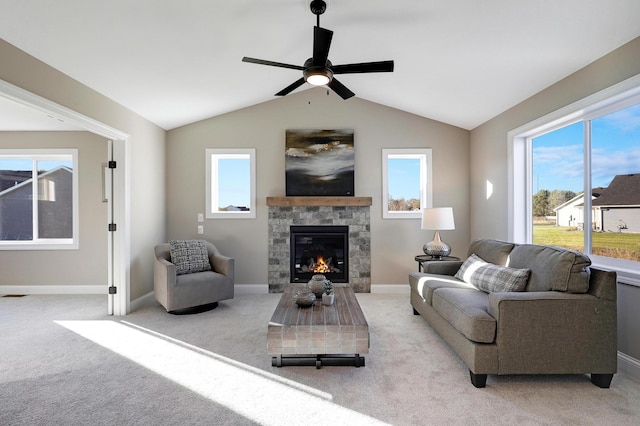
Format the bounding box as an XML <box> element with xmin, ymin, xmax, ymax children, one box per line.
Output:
<box><xmin>169</xmin><ymin>240</ymin><xmax>212</xmax><ymax>275</ymax></box>
<box><xmin>455</xmin><ymin>254</ymin><xmax>530</xmax><ymax>293</ymax></box>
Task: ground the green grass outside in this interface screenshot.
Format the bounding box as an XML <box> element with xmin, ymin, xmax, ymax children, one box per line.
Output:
<box><xmin>533</xmin><ymin>225</ymin><xmax>640</xmax><ymax>261</ymax></box>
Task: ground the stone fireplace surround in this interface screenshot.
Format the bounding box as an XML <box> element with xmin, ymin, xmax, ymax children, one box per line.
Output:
<box><xmin>267</xmin><ymin>197</ymin><xmax>371</xmax><ymax>293</ymax></box>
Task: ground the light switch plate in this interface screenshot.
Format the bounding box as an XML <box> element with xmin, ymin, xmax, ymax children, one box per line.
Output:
<box><xmin>197</xmin><ymin>213</ymin><xmax>204</xmax><ymax>222</ymax></box>
<box><xmin>197</xmin><ymin>225</ymin><xmax>204</xmax><ymax>234</ymax></box>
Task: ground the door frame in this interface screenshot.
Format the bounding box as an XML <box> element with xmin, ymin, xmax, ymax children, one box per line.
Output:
<box><xmin>0</xmin><ymin>79</ymin><xmax>131</xmax><ymax>315</ymax></box>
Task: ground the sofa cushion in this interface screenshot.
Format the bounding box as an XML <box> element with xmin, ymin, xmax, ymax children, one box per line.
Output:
<box><xmin>409</xmin><ymin>272</ymin><xmax>474</xmax><ymax>305</ymax></box>
<box><xmin>432</xmin><ymin>288</ymin><xmax>496</xmax><ymax>343</ymax></box>
<box><xmin>508</xmin><ymin>244</ymin><xmax>591</xmax><ymax>293</ymax></box>
<box><xmin>169</xmin><ymin>240</ymin><xmax>212</xmax><ymax>275</ymax></box>
<box><xmin>467</xmin><ymin>239</ymin><xmax>515</xmax><ymax>266</ymax></box>
<box><xmin>455</xmin><ymin>254</ymin><xmax>530</xmax><ymax>293</ymax></box>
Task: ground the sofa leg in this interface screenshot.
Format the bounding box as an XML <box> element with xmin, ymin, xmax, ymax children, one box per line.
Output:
<box><xmin>412</xmin><ymin>307</ymin><xmax>420</xmax><ymax>315</ymax></box>
<box><xmin>469</xmin><ymin>370</ymin><xmax>487</xmax><ymax>388</ymax></box>
<box><xmin>591</xmin><ymin>373</ymin><xmax>613</xmax><ymax>388</ymax></box>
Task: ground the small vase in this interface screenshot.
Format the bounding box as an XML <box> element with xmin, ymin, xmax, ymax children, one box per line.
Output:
<box><xmin>322</xmin><ymin>293</ymin><xmax>335</xmax><ymax>306</ymax></box>
<box><xmin>308</xmin><ymin>274</ymin><xmax>326</xmax><ymax>298</ymax></box>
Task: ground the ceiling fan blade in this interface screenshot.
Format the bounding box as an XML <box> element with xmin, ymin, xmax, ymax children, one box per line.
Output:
<box><xmin>312</xmin><ymin>26</ymin><xmax>333</xmax><ymax>67</ymax></box>
<box><xmin>332</xmin><ymin>60</ymin><xmax>394</xmax><ymax>74</ymax></box>
<box><xmin>242</xmin><ymin>57</ymin><xmax>304</xmax><ymax>71</ymax></box>
<box><xmin>328</xmin><ymin>78</ymin><xmax>355</xmax><ymax>100</ymax></box>
<box><xmin>275</xmin><ymin>78</ymin><xmax>306</xmax><ymax>96</ymax></box>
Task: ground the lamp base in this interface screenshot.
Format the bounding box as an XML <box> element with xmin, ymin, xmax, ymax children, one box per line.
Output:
<box><xmin>423</xmin><ymin>231</ymin><xmax>451</xmax><ymax>259</ymax></box>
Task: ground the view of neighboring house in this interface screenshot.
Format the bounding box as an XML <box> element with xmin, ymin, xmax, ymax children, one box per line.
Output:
<box><xmin>592</xmin><ymin>174</ymin><xmax>640</xmax><ymax>233</ymax></box>
<box><xmin>554</xmin><ymin>174</ymin><xmax>640</xmax><ymax>232</ymax></box>
<box><xmin>0</xmin><ymin>166</ymin><xmax>73</xmax><ymax>240</ymax></box>
<box><xmin>553</xmin><ymin>188</ymin><xmax>605</xmax><ymax>230</ymax></box>
<box><xmin>0</xmin><ymin>170</ymin><xmax>32</xmax><ymax>191</ymax></box>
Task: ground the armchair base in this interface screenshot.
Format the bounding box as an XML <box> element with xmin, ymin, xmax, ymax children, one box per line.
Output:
<box><xmin>169</xmin><ymin>301</ymin><xmax>219</xmax><ymax>315</ymax></box>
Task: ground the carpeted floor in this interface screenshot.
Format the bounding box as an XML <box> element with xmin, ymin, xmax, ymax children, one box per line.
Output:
<box><xmin>1</xmin><ymin>293</ymin><xmax>639</xmax><ymax>425</ymax></box>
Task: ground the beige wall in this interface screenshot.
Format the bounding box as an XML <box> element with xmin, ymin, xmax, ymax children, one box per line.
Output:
<box><xmin>0</xmin><ymin>131</ymin><xmax>108</xmax><ymax>285</ymax></box>
<box><xmin>469</xmin><ymin>36</ymin><xmax>640</xmax><ymax>241</ymax></box>
<box><xmin>167</xmin><ymin>87</ymin><xmax>470</xmax><ymax>286</ymax></box>
<box><xmin>470</xmin><ymin>36</ymin><xmax>640</xmax><ymax>362</ymax></box>
<box><xmin>0</xmin><ymin>39</ymin><xmax>167</xmax><ymax>300</ymax></box>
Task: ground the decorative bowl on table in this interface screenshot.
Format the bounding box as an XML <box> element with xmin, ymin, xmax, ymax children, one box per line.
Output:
<box><xmin>293</xmin><ymin>288</ymin><xmax>316</xmax><ymax>308</ymax></box>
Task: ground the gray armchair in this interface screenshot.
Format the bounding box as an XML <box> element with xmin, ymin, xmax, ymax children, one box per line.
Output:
<box><xmin>154</xmin><ymin>240</ymin><xmax>234</xmax><ymax>313</ymax></box>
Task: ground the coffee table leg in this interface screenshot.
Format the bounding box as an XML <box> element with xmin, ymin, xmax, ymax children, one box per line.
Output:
<box><xmin>271</xmin><ymin>354</ymin><xmax>365</xmax><ymax>367</ymax></box>
<box><xmin>272</xmin><ymin>354</ymin><xmax>282</xmax><ymax>367</ymax></box>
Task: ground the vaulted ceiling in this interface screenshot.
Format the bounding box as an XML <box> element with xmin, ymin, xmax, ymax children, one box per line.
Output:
<box><xmin>1</xmin><ymin>1</ymin><xmax>640</xmax><ymax>131</ymax></box>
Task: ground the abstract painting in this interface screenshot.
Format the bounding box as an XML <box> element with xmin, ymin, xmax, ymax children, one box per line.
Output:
<box><xmin>285</xmin><ymin>129</ymin><xmax>354</xmax><ymax>196</ymax></box>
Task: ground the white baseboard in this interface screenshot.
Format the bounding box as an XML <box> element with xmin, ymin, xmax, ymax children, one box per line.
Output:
<box><xmin>130</xmin><ymin>291</ymin><xmax>156</xmax><ymax>311</ymax></box>
<box><xmin>0</xmin><ymin>285</ymin><xmax>106</xmax><ymax>295</ymax></box>
<box><xmin>618</xmin><ymin>351</ymin><xmax>640</xmax><ymax>382</ymax></box>
<box><xmin>234</xmin><ymin>284</ymin><xmax>269</xmax><ymax>294</ymax></box>
<box><xmin>371</xmin><ymin>284</ymin><xmax>410</xmax><ymax>294</ymax></box>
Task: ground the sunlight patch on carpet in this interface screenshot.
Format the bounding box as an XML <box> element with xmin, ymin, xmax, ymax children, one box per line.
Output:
<box><xmin>55</xmin><ymin>320</ymin><xmax>390</xmax><ymax>426</ymax></box>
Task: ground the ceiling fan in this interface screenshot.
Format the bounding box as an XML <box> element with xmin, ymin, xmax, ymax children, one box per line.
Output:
<box><xmin>242</xmin><ymin>0</ymin><xmax>394</xmax><ymax>100</ymax></box>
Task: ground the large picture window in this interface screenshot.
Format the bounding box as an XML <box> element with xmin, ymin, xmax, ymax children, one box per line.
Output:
<box><xmin>205</xmin><ymin>148</ymin><xmax>256</xmax><ymax>219</ymax></box>
<box><xmin>382</xmin><ymin>149</ymin><xmax>432</xmax><ymax>219</ymax></box>
<box><xmin>0</xmin><ymin>149</ymin><xmax>78</xmax><ymax>249</ymax></box>
<box><xmin>510</xmin><ymin>76</ymin><xmax>640</xmax><ymax>273</ymax></box>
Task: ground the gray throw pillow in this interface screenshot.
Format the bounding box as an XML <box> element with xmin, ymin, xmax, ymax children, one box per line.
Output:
<box><xmin>169</xmin><ymin>240</ymin><xmax>212</xmax><ymax>275</ymax></box>
<box><xmin>455</xmin><ymin>254</ymin><xmax>530</xmax><ymax>293</ymax></box>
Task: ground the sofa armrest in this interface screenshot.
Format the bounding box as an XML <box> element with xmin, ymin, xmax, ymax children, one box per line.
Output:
<box><xmin>421</xmin><ymin>260</ymin><xmax>463</xmax><ymax>276</ymax></box>
<box><xmin>488</xmin><ymin>291</ymin><xmax>617</xmax><ymax>374</ymax></box>
<box><xmin>211</xmin><ymin>254</ymin><xmax>235</xmax><ymax>282</ymax></box>
<box><xmin>588</xmin><ymin>268</ymin><xmax>617</xmax><ymax>301</ymax></box>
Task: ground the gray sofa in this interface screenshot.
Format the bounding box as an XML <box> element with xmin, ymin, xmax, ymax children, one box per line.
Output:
<box><xmin>409</xmin><ymin>239</ymin><xmax>617</xmax><ymax>388</ymax></box>
<box><xmin>154</xmin><ymin>240</ymin><xmax>234</xmax><ymax>313</ymax></box>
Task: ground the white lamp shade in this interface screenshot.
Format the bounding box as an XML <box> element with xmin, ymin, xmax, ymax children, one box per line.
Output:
<box><xmin>421</xmin><ymin>207</ymin><xmax>455</xmax><ymax>230</ymax></box>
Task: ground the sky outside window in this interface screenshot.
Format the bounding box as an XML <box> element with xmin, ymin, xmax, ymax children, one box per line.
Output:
<box><xmin>217</xmin><ymin>157</ymin><xmax>250</xmax><ymax>209</ymax></box>
<box><xmin>533</xmin><ymin>103</ymin><xmax>640</xmax><ymax>193</ymax></box>
<box><xmin>388</xmin><ymin>157</ymin><xmax>420</xmax><ymax>200</ymax></box>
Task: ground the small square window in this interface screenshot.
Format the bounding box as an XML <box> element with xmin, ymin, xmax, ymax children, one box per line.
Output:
<box><xmin>382</xmin><ymin>149</ymin><xmax>432</xmax><ymax>219</ymax></box>
<box><xmin>205</xmin><ymin>148</ymin><xmax>256</xmax><ymax>219</ymax></box>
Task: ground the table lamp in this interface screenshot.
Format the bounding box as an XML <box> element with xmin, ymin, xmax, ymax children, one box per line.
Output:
<box><xmin>421</xmin><ymin>207</ymin><xmax>455</xmax><ymax>259</ymax></box>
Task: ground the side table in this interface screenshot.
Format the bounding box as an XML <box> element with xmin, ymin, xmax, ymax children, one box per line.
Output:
<box><xmin>414</xmin><ymin>255</ymin><xmax>461</xmax><ymax>272</ymax></box>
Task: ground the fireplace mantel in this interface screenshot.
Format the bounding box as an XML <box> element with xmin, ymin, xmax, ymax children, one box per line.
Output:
<box><xmin>266</xmin><ymin>196</ymin><xmax>372</xmax><ymax>207</ymax></box>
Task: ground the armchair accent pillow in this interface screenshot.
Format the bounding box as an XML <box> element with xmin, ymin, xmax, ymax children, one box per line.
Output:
<box><xmin>455</xmin><ymin>254</ymin><xmax>530</xmax><ymax>293</ymax></box>
<box><xmin>169</xmin><ymin>240</ymin><xmax>212</xmax><ymax>275</ymax></box>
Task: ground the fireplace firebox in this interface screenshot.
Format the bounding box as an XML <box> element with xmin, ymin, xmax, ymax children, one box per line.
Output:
<box><xmin>290</xmin><ymin>225</ymin><xmax>348</xmax><ymax>283</ymax></box>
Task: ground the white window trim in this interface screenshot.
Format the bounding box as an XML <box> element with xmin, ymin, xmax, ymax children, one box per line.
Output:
<box><xmin>205</xmin><ymin>148</ymin><xmax>256</xmax><ymax>219</ymax></box>
<box><xmin>0</xmin><ymin>148</ymin><xmax>79</xmax><ymax>250</ymax></box>
<box><xmin>382</xmin><ymin>148</ymin><xmax>433</xmax><ymax>219</ymax></box>
<box><xmin>508</xmin><ymin>73</ymin><xmax>640</xmax><ymax>284</ymax></box>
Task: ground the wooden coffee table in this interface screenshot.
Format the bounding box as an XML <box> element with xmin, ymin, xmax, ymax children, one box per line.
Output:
<box><xmin>267</xmin><ymin>285</ymin><xmax>369</xmax><ymax>368</ymax></box>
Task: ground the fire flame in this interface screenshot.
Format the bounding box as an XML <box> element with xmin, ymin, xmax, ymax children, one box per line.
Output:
<box><xmin>312</xmin><ymin>256</ymin><xmax>331</xmax><ymax>273</ymax></box>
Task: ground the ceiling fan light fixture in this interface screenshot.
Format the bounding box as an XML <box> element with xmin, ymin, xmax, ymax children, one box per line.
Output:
<box><xmin>306</xmin><ymin>73</ymin><xmax>330</xmax><ymax>86</ymax></box>
<box><xmin>304</xmin><ymin>67</ymin><xmax>332</xmax><ymax>86</ymax></box>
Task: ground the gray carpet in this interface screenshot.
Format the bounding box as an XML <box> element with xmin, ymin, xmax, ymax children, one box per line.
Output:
<box><xmin>1</xmin><ymin>293</ymin><xmax>639</xmax><ymax>425</ymax></box>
